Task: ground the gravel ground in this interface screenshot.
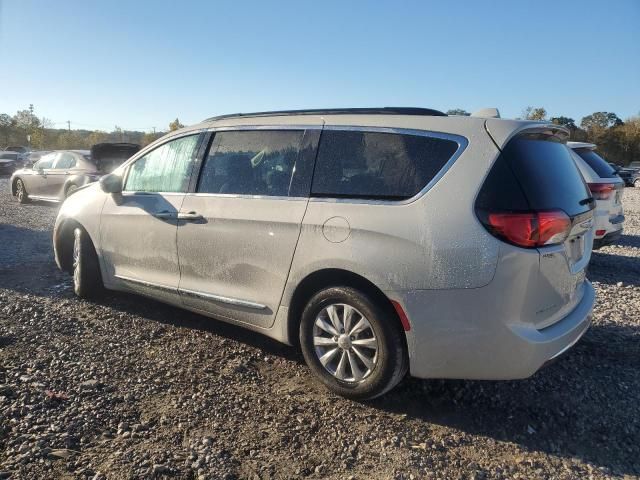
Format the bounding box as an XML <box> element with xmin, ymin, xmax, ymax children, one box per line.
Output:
<box><xmin>0</xmin><ymin>176</ymin><xmax>639</xmax><ymax>480</ymax></box>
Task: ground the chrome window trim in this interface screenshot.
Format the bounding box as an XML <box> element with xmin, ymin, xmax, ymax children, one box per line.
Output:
<box><xmin>114</xmin><ymin>274</ymin><xmax>177</xmax><ymax>293</ymax></box>
<box><xmin>179</xmin><ymin>287</ymin><xmax>267</xmax><ymax>310</ymax></box>
<box><xmin>310</xmin><ymin>126</ymin><xmax>469</xmax><ymax>206</ymax></box>
<box><xmin>188</xmin><ymin>193</ymin><xmax>307</xmax><ymax>201</ymax></box>
<box><xmin>120</xmin><ymin>191</ymin><xmax>186</xmax><ymax>197</ymax></box>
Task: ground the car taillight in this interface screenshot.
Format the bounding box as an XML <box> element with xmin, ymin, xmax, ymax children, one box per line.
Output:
<box><xmin>587</xmin><ymin>183</ymin><xmax>615</xmax><ymax>200</ymax></box>
<box><xmin>484</xmin><ymin>210</ymin><xmax>572</xmax><ymax>248</ymax></box>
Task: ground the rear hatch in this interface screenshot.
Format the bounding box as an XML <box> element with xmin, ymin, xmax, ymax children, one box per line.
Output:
<box><xmin>571</xmin><ymin>147</ymin><xmax>624</xmax><ymax>231</ymax></box>
<box><xmin>477</xmin><ymin>124</ymin><xmax>594</xmax><ymax>329</ymax></box>
<box><xmin>90</xmin><ymin>143</ymin><xmax>140</xmax><ymax>173</ymax></box>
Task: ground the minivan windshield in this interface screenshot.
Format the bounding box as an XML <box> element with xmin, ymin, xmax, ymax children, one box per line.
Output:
<box><xmin>574</xmin><ymin>148</ymin><xmax>617</xmax><ymax>178</ymax></box>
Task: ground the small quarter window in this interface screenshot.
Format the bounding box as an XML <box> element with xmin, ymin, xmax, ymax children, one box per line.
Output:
<box><xmin>311</xmin><ymin>130</ymin><xmax>459</xmax><ymax>200</ymax></box>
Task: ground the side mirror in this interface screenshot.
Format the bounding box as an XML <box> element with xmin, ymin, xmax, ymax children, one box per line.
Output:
<box><xmin>99</xmin><ymin>173</ymin><xmax>123</xmax><ymax>194</ymax></box>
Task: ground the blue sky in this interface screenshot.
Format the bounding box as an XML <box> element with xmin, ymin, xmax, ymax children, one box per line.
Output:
<box><xmin>1</xmin><ymin>0</ymin><xmax>638</xmax><ymax>132</ymax></box>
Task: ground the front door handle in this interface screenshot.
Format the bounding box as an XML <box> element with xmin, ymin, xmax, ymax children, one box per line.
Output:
<box><xmin>177</xmin><ymin>211</ymin><xmax>204</xmax><ymax>221</ymax></box>
<box><xmin>153</xmin><ymin>211</ymin><xmax>175</xmax><ymax>219</ymax></box>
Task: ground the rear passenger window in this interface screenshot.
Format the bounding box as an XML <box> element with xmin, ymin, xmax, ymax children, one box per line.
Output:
<box><xmin>54</xmin><ymin>153</ymin><xmax>76</xmax><ymax>169</ymax></box>
<box><xmin>311</xmin><ymin>130</ymin><xmax>459</xmax><ymax>200</ymax></box>
<box><xmin>198</xmin><ymin>130</ymin><xmax>304</xmax><ymax>196</ymax></box>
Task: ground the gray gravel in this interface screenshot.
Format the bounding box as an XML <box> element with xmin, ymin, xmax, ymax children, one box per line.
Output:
<box><xmin>1</xmin><ymin>176</ymin><xmax>639</xmax><ymax>479</ymax></box>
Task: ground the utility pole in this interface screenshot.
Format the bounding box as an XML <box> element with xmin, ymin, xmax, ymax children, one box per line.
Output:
<box><xmin>67</xmin><ymin>120</ymin><xmax>71</xmax><ymax>132</ymax></box>
<box><xmin>152</xmin><ymin>127</ymin><xmax>156</xmax><ymax>134</ymax></box>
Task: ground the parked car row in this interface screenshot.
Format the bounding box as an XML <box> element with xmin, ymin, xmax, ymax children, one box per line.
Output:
<box><xmin>47</xmin><ymin>107</ymin><xmax>598</xmax><ymax>399</ymax></box>
<box><xmin>568</xmin><ymin>142</ymin><xmax>625</xmax><ymax>249</ymax></box>
<box><xmin>8</xmin><ymin>143</ymin><xmax>140</xmax><ymax>203</ymax></box>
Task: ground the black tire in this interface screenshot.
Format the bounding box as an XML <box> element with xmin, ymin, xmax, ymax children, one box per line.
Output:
<box><xmin>72</xmin><ymin>227</ymin><xmax>103</xmax><ymax>299</ymax></box>
<box><xmin>65</xmin><ymin>184</ymin><xmax>78</xmax><ymax>198</ymax></box>
<box><xmin>15</xmin><ymin>179</ymin><xmax>29</xmax><ymax>204</ymax></box>
<box><xmin>299</xmin><ymin>286</ymin><xmax>408</xmax><ymax>400</ymax></box>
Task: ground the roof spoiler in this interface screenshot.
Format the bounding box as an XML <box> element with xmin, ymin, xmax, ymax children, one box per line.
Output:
<box><xmin>471</xmin><ymin>108</ymin><xmax>501</xmax><ymax>119</ymax></box>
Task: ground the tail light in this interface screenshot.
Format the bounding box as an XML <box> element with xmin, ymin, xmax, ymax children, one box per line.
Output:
<box><xmin>482</xmin><ymin>210</ymin><xmax>572</xmax><ymax>248</ymax></box>
<box><xmin>587</xmin><ymin>183</ymin><xmax>615</xmax><ymax>200</ymax></box>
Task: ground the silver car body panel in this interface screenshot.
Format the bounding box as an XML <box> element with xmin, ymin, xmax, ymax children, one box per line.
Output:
<box><xmin>53</xmin><ymin>113</ymin><xmax>595</xmax><ymax>380</ymax></box>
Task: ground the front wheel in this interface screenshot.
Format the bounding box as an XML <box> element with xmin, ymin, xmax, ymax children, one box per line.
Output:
<box><xmin>72</xmin><ymin>227</ymin><xmax>103</xmax><ymax>299</ymax></box>
<box><xmin>15</xmin><ymin>179</ymin><xmax>29</xmax><ymax>203</ymax></box>
<box><xmin>299</xmin><ymin>286</ymin><xmax>408</xmax><ymax>400</ymax></box>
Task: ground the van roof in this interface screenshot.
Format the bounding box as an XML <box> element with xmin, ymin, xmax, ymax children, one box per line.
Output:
<box><xmin>203</xmin><ymin>107</ymin><xmax>446</xmax><ymax>122</ymax></box>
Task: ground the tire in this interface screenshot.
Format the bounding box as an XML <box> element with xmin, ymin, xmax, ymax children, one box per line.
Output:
<box><xmin>15</xmin><ymin>179</ymin><xmax>29</xmax><ymax>204</ymax></box>
<box><xmin>635</xmin><ymin>179</ymin><xmax>640</xmax><ymax>188</ymax></box>
<box><xmin>72</xmin><ymin>227</ymin><xmax>103</xmax><ymax>299</ymax></box>
<box><xmin>299</xmin><ymin>286</ymin><xmax>408</xmax><ymax>400</ymax></box>
<box><xmin>65</xmin><ymin>184</ymin><xmax>78</xmax><ymax>198</ymax></box>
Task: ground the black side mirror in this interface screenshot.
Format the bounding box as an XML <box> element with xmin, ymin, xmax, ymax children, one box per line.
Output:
<box><xmin>99</xmin><ymin>173</ymin><xmax>123</xmax><ymax>194</ymax></box>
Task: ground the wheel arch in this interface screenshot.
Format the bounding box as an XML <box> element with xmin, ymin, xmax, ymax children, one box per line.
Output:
<box><xmin>54</xmin><ymin>218</ymin><xmax>97</xmax><ymax>273</ymax></box>
<box><xmin>286</xmin><ymin>268</ymin><xmax>408</xmax><ymax>352</ymax></box>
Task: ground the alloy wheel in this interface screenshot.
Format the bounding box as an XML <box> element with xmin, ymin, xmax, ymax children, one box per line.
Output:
<box><xmin>16</xmin><ymin>180</ymin><xmax>24</xmax><ymax>202</ymax></box>
<box><xmin>73</xmin><ymin>230</ymin><xmax>81</xmax><ymax>290</ymax></box>
<box><xmin>313</xmin><ymin>303</ymin><xmax>379</xmax><ymax>382</ymax></box>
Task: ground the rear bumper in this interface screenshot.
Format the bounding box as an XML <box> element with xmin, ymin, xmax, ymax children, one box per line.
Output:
<box><xmin>593</xmin><ymin>227</ymin><xmax>623</xmax><ymax>249</ymax></box>
<box><xmin>392</xmin><ymin>280</ymin><xmax>595</xmax><ymax>380</ymax></box>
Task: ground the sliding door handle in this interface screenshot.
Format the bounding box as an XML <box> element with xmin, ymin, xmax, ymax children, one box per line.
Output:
<box><xmin>177</xmin><ymin>211</ymin><xmax>204</xmax><ymax>221</ymax></box>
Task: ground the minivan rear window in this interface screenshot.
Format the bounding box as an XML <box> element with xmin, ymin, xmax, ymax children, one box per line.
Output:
<box><xmin>573</xmin><ymin>148</ymin><xmax>616</xmax><ymax>178</ymax></box>
<box><xmin>311</xmin><ymin>130</ymin><xmax>459</xmax><ymax>200</ymax></box>
<box><xmin>478</xmin><ymin>135</ymin><xmax>592</xmax><ymax>218</ymax></box>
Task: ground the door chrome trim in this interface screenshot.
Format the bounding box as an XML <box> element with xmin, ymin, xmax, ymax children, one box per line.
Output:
<box><xmin>114</xmin><ymin>274</ymin><xmax>177</xmax><ymax>293</ymax></box>
<box><xmin>179</xmin><ymin>287</ymin><xmax>267</xmax><ymax>310</ymax></box>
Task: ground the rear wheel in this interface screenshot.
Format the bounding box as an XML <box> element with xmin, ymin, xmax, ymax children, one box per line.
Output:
<box><xmin>299</xmin><ymin>286</ymin><xmax>408</xmax><ymax>400</ymax></box>
<box><xmin>634</xmin><ymin>179</ymin><xmax>640</xmax><ymax>188</ymax></box>
<box><xmin>72</xmin><ymin>227</ymin><xmax>103</xmax><ymax>299</ymax></box>
<box><xmin>15</xmin><ymin>179</ymin><xmax>29</xmax><ymax>203</ymax></box>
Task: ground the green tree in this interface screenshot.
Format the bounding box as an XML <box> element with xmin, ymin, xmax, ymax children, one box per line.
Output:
<box><xmin>550</xmin><ymin>116</ymin><xmax>577</xmax><ymax>129</ymax></box>
<box><xmin>580</xmin><ymin>112</ymin><xmax>623</xmax><ymax>131</ymax></box>
<box><xmin>446</xmin><ymin>109</ymin><xmax>470</xmax><ymax>116</ymax></box>
<box><xmin>169</xmin><ymin>118</ymin><xmax>184</xmax><ymax>131</ymax></box>
<box><xmin>0</xmin><ymin>113</ymin><xmax>13</xmax><ymax>146</ymax></box>
<box><xmin>522</xmin><ymin>106</ymin><xmax>547</xmax><ymax>121</ymax></box>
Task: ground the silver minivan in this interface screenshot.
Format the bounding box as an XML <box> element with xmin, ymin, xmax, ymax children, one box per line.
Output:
<box><xmin>52</xmin><ymin>108</ymin><xmax>596</xmax><ymax>399</ymax></box>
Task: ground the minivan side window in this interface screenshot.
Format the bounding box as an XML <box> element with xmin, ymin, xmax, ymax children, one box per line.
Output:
<box><xmin>197</xmin><ymin>130</ymin><xmax>304</xmax><ymax>196</ymax></box>
<box><xmin>124</xmin><ymin>135</ymin><xmax>200</xmax><ymax>193</ymax></box>
<box><xmin>311</xmin><ymin>130</ymin><xmax>459</xmax><ymax>200</ymax></box>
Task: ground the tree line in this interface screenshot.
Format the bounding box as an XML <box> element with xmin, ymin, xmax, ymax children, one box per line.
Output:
<box><xmin>2</xmin><ymin>104</ymin><xmax>638</xmax><ymax>166</ymax></box>
<box><xmin>446</xmin><ymin>107</ymin><xmax>640</xmax><ymax>166</ymax></box>
<box><xmin>0</xmin><ymin>104</ymin><xmax>185</xmax><ymax>151</ymax></box>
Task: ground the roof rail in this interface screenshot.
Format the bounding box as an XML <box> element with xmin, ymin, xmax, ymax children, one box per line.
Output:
<box><xmin>204</xmin><ymin>107</ymin><xmax>447</xmax><ymax>122</ymax></box>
